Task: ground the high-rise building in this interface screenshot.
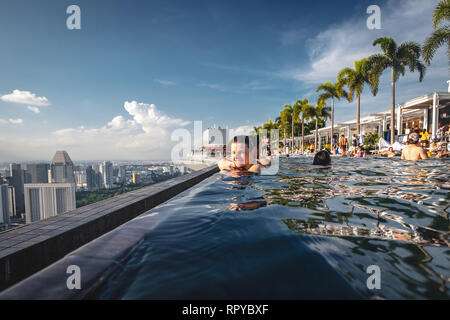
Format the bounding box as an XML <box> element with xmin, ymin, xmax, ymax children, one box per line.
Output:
<box><xmin>99</xmin><ymin>161</ymin><xmax>113</xmax><ymax>189</ymax></box>
<box><xmin>9</xmin><ymin>163</ymin><xmax>24</xmax><ymax>214</ymax></box>
<box><xmin>24</xmin><ymin>183</ymin><xmax>76</xmax><ymax>223</ymax></box>
<box><xmin>74</xmin><ymin>171</ymin><xmax>87</xmax><ymax>190</ymax></box>
<box><xmin>0</xmin><ymin>184</ymin><xmax>11</xmax><ymax>229</ymax></box>
<box><xmin>26</xmin><ymin>163</ymin><xmax>50</xmax><ymax>183</ymax></box>
<box><xmin>7</xmin><ymin>186</ymin><xmax>16</xmax><ymax>217</ymax></box>
<box><xmin>118</xmin><ymin>166</ymin><xmax>126</xmax><ymax>183</ymax></box>
<box><xmin>85</xmin><ymin>166</ymin><xmax>97</xmax><ymax>191</ymax></box>
<box><xmin>50</xmin><ymin>151</ymin><xmax>75</xmax><ymax>183</ymax></box>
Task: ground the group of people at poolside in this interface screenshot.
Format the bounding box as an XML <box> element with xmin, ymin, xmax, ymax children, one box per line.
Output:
<box><xmin>218</xmin><ymin>127</ymin><xmax>449</xmax><ymax>174</ymax></box>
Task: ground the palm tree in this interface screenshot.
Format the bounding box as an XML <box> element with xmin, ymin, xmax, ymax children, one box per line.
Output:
<box><xmin>422</xmin><ymin>0</ymin><xmax>450</xmax><ymax>65</ymax></box>
<box><xmin>365</xmin><ymin>37</ymin><xmax>426</xmax><ymax>144</ymax></box>
<box><xmin>316</xmin><ymin>81</ymin><xmax>347</xmax><ymax>148</ymax></box>
<box><xmin>300</xmin><ymin>102</ymin><xmax>315</xmax><ymax>153</ymax></box>
<box><xmin>337</xmin><ymin>58</ymin><xmax>372</xmax><ymax>136</ymax></box>
<box><xmin>312</xmin><ymin>99</ymin><xmax>331</xmax><ymax>150</ymax></box>
<box><xmin>283</xmin><ymin>104</ymin><xmax>295</xmax><ymax>153</ymax></box>
<box><xmin>280</xmin><ymin>108</ymin><xmax>289</xmax><ymax>152</ymax></box>
<box><xmin>292</xmin><ymin>101</ymin><xmax>302</xmax><ymax>151</ymax></box>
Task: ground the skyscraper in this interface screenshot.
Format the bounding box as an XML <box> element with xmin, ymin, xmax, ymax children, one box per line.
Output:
<box><xmin>26</xmin><ymin>163</ymin><xmax>50</xmax><ymax>183</ymax></box>
<box><xmin>7</xmin><ymin>186</ymin><xmax>16</xmax><ymax>217</ymax></box>
<box><xmin>9</xmin><ymin>163</ymin><xmax>24</xmax><ymax>214</ymax></box>
<box><xmin>50</xmin><ymin>151</ymin><xmax>75</xmax><ymax>183</ymax></box>
<box><xmin>24</xmin><ymin>183</ymin><xmax>76</xmax><ymax>223</ymax></box>
<box><xmin>0</xmin><ymin>184</ymin><xmax>11</xmax><ymax>229</ymax></box>
<box><xmin>99</xmin><ymin>161</ymin><xmax>113</xmax><ymax>189</ymax></box>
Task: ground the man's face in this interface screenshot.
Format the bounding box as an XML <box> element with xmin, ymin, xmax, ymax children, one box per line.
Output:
<box><xmin>231</xmin><ymin>142</ymin><xmax>249</xmax><ymax>167</ymax></box>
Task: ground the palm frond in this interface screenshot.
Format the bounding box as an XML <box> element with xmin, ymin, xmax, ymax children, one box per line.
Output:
<box><xmin>422</xmin><ymin>26</ymin><xmax>450</xmax><ymax>64</ymax></box>
<box><xmin>373</xmin><ymin>37</ymin><xmax>397</xmax><ymax>58</ymax></box>
<box><xmin>433</xmin><ymin>0</ymin><xmax>450</xmax><ymax>28</ymax></box>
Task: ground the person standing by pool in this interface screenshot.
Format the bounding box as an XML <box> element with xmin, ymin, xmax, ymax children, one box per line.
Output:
<box><xmin>339</xmin><ymin>135</ymin><xmax>348</xmax><ymax>156</ymax></box>
<box><xmin>436</xmin><ymin>124</ymin><xmax>445</xmax><ymax>142</ymax></box>
<box><xmin>401</xmin><ymin>132</ymin><xmax>428</xmax><ymax>161</ymax></box>
<box><xmin>352</xmin><ymin>134</ymin><xmax>358</xmax><ymax>148</ymax></box>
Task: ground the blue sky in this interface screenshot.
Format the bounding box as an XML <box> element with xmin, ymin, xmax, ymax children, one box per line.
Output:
<box><xmin>0</xmin><ymin>0</ymin><xmax>447</xmax><ymax>160</ymax></box>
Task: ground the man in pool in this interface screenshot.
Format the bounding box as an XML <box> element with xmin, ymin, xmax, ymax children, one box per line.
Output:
<box><xmin>313</xmin><ymin>150</ymin><xmax>331</xmax><ymax>166</ymax></box>
<box><xmin>218</xmin><ymin>135</ymin><xmax>270</xmax><ymax>174</ymax></box>
<box><xmin>401</xmin><ymin>132</ymin><xmax>428</xmax><ymax>161</ymax></box>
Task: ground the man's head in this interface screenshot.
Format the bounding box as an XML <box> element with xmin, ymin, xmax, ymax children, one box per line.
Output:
<box><xmin>388</xmin><ymin>147</ymin><xmax>394</xmax><ymax>152</ymax></box>
<box><xmin>407</xmin><ymin>132</ymin><xmax>420</xmax><ymax>145</ymax></box>
<box><xmin>231</xmin><ymin>135</ymin><xmax>250</xmax><ymax>167</ymax></box>
<box><xmin>313</xmin><ymin>150</ymin><xmax>331</xmax><ymax>166</ymax></box>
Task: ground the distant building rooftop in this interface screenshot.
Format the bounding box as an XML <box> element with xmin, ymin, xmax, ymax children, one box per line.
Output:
<box><xmin>51</xmin><ymin>150</ymin><xmax>73</xmax><ymax>165</ymax></box>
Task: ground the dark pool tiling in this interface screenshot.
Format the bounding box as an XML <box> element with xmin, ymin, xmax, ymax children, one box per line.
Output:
<box><xmin>0</xmin><ymin>165</ymin><xmax>219</xmax><ymax>294</ymax></box>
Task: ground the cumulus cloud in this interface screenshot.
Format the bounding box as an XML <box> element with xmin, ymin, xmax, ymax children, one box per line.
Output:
<box><xmin>40</xmin><ymin>101</ymin><xmax>190</xmax><ymax>160</ymax></box>
<box><xmin>27</xmin><ymin>106</ymin><xmax>40</xmax><ymax>114</ymax></box>
<box><xmin>1</xmin><ymin>118</ymin><xmax>24</xmax><ymax>125</ymax></box>
<box><xmin>283</xmin><ymin>0</ymin><xmax>443</xmax><ymax>84</ymax></box>
<box><xmin>228</xmin><ymin>125</ymin><xmax>258</xmax><ymax>138</ymax></box>
<box><xmin>1</xmin><ymin>89</ymin><xmax>51</xmax><ymax>106</ymax></box>
<box><xmin>155</xmin><ymin>79</ymin><xmax>176</xmax><ymax>86</ymax></box>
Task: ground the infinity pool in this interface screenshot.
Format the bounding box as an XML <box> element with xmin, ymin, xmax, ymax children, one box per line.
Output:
<box><xmin>95</xmin><ymin>156</ymin><xmax>450</xmax><ymax>299</ymax></box>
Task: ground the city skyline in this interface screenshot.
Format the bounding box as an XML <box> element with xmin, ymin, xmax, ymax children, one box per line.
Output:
<box><xmin>0</xmin><ymin>0</ymin><xmax>448</xmax><ymax>161</ymax></box>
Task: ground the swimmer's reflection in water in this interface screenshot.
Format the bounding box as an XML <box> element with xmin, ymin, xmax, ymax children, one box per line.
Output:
<box><xmin>218</xmin><ymin>135</ymin><xmax>271</xmax><ymax>176</ymax></box>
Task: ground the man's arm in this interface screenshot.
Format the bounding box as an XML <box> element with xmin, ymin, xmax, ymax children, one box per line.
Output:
<box><xmin>401</xmin><ymin>150</ymin><xmax>406</xmax><ymax>160</ymax></box>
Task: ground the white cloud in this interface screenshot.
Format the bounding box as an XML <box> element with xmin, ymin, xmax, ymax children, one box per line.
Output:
<box><xmin>27</xmin><ymin>106</ymin><xmax>40</xmax><ymax>114</ymax></box>
<box><xmin>199</xmin><ymin>83</ymin><xmax>225</xmax><ymax>91</ymax></box>
<box><xmin>154</xmin><ymin>79</ymin><xmax>176</xmax><ymax>86</ymax></box>
<box><xmin>283</xmin><ymin>0</ymin><xmax>442</xmax><ymax>84</ymax></box>
<box><xmin>1</xmin><ymin>89</ymin><xmax>51</xmax><ymax>106</ymax></box>
<box><xmin>8</xmin><ymin>118</ymin><xmax>24</xmax><ymax>125</ymax></box>
<box><xmin>228</xmin><ymin>125</ymin><xmax>259</xmax><ymax>138</ymax></box>
<box><xmin>40</xmin><ymin>101</ymin><xmax>190</xmax><ymax>160</ymax></box>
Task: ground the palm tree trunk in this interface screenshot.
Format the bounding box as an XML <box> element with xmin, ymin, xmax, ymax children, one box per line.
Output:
<box><xmin>331</xmin><ymin>96</ymin><xmax>334</xmax><ymax>153</ymax></box>
<box><xmin>356</xmin><ymin>94</ymin><xmax>361</xmax><ymax>136</ymax></box>
<box><xmin>315</xmin><ymin>118</ymin><xmax>318</xmax><ymax>151</ymax></box>
<box><xmin>390</xmin><ymin>67</ymin><xmax>395</xmax><ymax>144</ymax></box>
<box><xmin>284</xmin><ymin>127</ymin><xmax>286</xmax><ymax>154</ymax></box>
<box><xmin>301</xmin><ymin>119</ymin><xmax>305</xmax><ymax>154</ymax></box>
<box><xmin>291</xmin><ymin>117</ymin><xmax>294</xmax><ymax>153</ymax></box>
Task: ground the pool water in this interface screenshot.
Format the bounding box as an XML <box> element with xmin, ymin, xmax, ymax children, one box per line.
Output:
<box><xmin>96</xmin><ymin>156</ymin><xmax>450</xmax><ymax>299</ymax></box>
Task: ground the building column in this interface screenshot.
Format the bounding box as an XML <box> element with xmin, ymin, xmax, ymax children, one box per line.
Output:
<box><xmin>382</xmin><ymin>115</ymin><xmax>387</xmax><ymax>132</ymax></box>
<box><xmin>397</xmin><ymin>105</ymin><xmax>402</xmax><ymax>136</ymax></box>
<box><xmin>431</xmin><ymin>93</ymin><xmax>439</xmax><ymax>138</ymax></box>
<box><xmin>347</xmin><ymin>126</ymin><xmax>351</xmax><ymax>142</ymax></box>
<box><xmin>423</xmin><ymin>108</ymin><xmax>429</xmax><ymax>131</ymax></box>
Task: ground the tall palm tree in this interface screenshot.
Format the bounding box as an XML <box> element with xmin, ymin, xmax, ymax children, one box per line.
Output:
<box><xmin>292</xmin><ymin>101</ymin><xmax>302</xmax><ymax>150</ymax></box>
<box><xmin>365</xmin><ymin>37</ymin><xmax>426</xmax><ymax>144</ymax></box>
<box><xmin>337</xmin><ymin>58</ymin><xmax>372</xmax><ymax>136</ymax></box>
<box><xmin>316</xmin><ymin>81</ymin><xmax>347</xmax><ymax>148</ymax></box>
<box><xmin>422</xmin><ymin>0</ymin><xmax>450</xmax><ymax>65</ymax></box>
<box><xmin>280</xmin><ymin>108</ymin><xmax>289</xmax><ymax>152</ymax></box>
<box><xmin>301</xmin><ymin>102</ymin><xmax>315</xmax><ymax>153</ymax></box>
<box><xmin>312</xmin><ymin>100</ymin><xmax>332</xmax><ymax>150</ymax></box>
<box><xmin>283</xmin><ymin>104</ymin><xmax>295</xmax><ymax>153</ymax></box>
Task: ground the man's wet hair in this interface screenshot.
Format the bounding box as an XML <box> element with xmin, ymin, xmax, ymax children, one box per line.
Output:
<box><xmin>313</xmin><ymin>150</ymin><xmax>331</xmax><ymax>166</ymax></box>
<box><xmin>232</xmin><ymin>135</ymin><xmax>260</xmax><ymax>159</ymax></box>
